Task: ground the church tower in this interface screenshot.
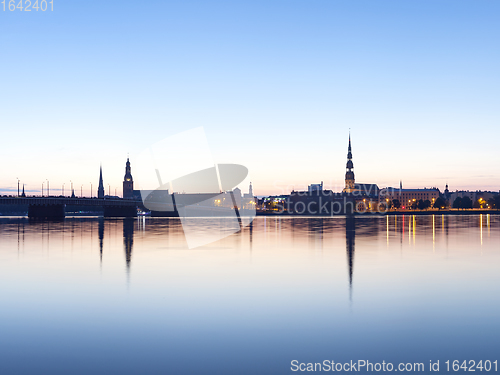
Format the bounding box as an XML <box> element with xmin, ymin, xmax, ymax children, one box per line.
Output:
<box><xmin>98</xmin><ymin>165</ymin><xmax>105</xmax><ymax>198</ymax></box>
<box><xmin>444</xmin><ymin>183</ymin><xmax>450</xmax><ymax>200</ymax></box>
<box><xmin>123</xmin><ymin>157</ymin><xmax>134</xmax><ymax>199</ymax></box>
<box><xmin>343</xmin><ymin>133</ymin><xmax>355</xmax><ymax>193</ymax></box>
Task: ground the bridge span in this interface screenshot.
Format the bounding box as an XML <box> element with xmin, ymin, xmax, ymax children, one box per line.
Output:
<box><xmin>0</xmin><ymin>197</ymin><xmax>138</xmax><ymax>218</ymax></box>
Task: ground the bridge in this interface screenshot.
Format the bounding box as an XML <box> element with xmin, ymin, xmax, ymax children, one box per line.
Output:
<box><xmin>0</xmin><ymin>196</ymin><xmax>138</xmax><ymax>218</ymax></box>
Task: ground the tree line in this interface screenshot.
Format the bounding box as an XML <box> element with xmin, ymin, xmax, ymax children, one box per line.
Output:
<box><xmin>387</xmin><ymin>194</ymin><xmax>499</xmax><ymax>210</ymax></box>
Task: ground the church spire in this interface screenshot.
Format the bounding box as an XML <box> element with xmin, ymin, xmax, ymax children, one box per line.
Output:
<box><xmin>98</xmin><ymin>164</ymin><xmax>105</xmax><ymax>199</ymax></box>
<box><xmin>344</xmin><ymin>132</ymin><xmax>355</xmax><ymax>193</ymax></box>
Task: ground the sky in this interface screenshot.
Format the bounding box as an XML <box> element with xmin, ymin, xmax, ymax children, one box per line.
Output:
<box><xmin>1</xmin><ymin>0</ymin><xmax>499</xmax><ymax>196</ymax></box>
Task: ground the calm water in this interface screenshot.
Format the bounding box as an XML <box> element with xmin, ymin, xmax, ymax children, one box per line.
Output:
<box><xmin>0</xmin><ymin>215</ymin><xmax>499</xmax><ymax>374</ymax></box>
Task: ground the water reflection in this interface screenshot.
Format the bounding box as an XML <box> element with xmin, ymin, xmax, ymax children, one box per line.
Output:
<box><xmin>0</xmin><ymin>215</ymin><xmax>499</xmax><ymax>375</ymax></box>
<box><xmin>98</xmin><ymin>218</ymin><xmax>104</xmax><ymax>262</ymax></box>
<box><xmin>123</xmin><ymin>218</ymin><xmax>134</xmax><ymax>269</ymax></box>
<box><xmin>346</xmin><ymin>216</ymin><xmax>355</xmax><ymax>300</ymax></box>
<box><xmin>3</xmin><ymin>214</ymin><xmax>498</xmax><ymax>285</ymax></box>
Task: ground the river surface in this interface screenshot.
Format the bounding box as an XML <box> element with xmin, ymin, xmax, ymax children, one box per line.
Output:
<box><xmin>0</xmin><ymin>215</ymin><xmax>499</xmax><ymax>374</ymax></box>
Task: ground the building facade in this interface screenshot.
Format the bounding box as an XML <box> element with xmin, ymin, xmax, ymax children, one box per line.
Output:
<box><xmin>380</xmin><ymin>183</ymin><xmax>440</xmax><ymax>208</ymax></box>
<box><xmin>308</xmin><ymin>182</ymin><xmax>323</xmax><ymax>194</ymax></box>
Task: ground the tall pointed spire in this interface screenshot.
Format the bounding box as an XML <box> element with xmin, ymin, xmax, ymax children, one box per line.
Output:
<box><xmin>98</xmin><ymin>164</ymin><xmax>105</xmax><ymax>199</ymax></box>
<box><xmin>344</xmin><ymin>132</ymin><xmax>355</xmax><ymax>193</ymax></box>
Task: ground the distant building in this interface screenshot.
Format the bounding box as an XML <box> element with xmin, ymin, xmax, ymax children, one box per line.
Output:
<box><xmin>242</xmin><ymin>182</ymin><xmax>257</xmax><ymax>210</ymax></box>
<box><xmin>380</xmin><ymin>182</ymin><xmax>440</xmax><ymax>208</ymax></box>
<box><xmin>444</xmin><ymin>183</ymin><xmax>451</xmax><ymax>201</ymax></box>
<box><xmin>308</xmin><ymin>182</ymin><xmax>323</xmax><ymax>193</ymax></box>
<box><xmin>243</xmin><ymin>182</ymin><xmax>253</xmax><ymax>199</ymax></box>
<box><xmin>262</xmin><ymin>194</ymin><xmax>291</xmax><ymax>211</ymax></box>
<box><xmin>448</xmin><ymin>190</ymin><xmax>496</xmax><ymax>206</ymax></box>
<box><xmin>123</xmin><ymin>158</ymin><xmax>134</xmax><ymax>199</ymax></box>
<box><xmin>351</xmin><ymin>183</ymin><xmax>380</xmax><ymax>199</ymax></box>
<box><xmin>341</xmin><ymin>134</ymin><xmax>379</xmax><ymax>206</ymax></box>
<box><xmin>288</xmin><ymin>189</ymin><xmax>348</xmax><ymax>214</ymax></box>
<box><xmin>283</xmin><ymin>134</ymin><xmax>380</xmax><ymax>214</ymax></box>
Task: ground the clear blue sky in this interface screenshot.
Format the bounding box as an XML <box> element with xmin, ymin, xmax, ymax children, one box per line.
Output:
<box><xmin>1</xmin><ymin>0</ymin><xmax>499</xmax><ymax>196</ymax></box>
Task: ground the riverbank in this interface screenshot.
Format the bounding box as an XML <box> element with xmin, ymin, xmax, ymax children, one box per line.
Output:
<box><xmin>256</xmin><ymin>209</ymin><xmax>500</xmax><ymax>216</ymax></box>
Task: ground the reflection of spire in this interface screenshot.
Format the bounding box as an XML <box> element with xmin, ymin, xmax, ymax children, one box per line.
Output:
<box><xmin>98</xmin><ymin>218</ymin><xmax>104</xmax><ymax>263</ymax></box>
<box><xmin>123</xmin><ymin>218</ymin><xmax>134</xmax><ymax>270</ymax></box>
<box><xmin>17</xmin><ymin>220</ymin><xmax>21</xmax><ymax>252</ymax></box>
<box><xmin>346</xmin><ymin>216</ymin><xmax>355</xmax><ymax>301</ymax></box>
<box><xmin>249</xmin><ymin>220</ymin><xmax>253</xmax><ymax>249</ymax></box>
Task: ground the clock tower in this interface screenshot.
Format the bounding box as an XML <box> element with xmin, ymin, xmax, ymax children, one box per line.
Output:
<box><xmin>123</xmin><ymin>157</ymin><xmax>134</xmax><ymax>199</ymax></box>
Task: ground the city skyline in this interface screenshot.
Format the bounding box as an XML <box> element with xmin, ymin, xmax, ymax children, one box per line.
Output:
<box><xmin>1</xmin><ymin>1</ymin><xmax>499</xmax><ymax>195</ymax></box>
<box><xmin>2</xmin><ymin>134</ymin><xmax>498</xmax><ymax>199</ymax></box>
<box><xmin>2</xmin><ymin>2</ymin><xmax>499</xmax><ymax>374</ymax></box>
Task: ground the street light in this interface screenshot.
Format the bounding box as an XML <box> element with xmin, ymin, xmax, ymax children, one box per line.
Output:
<box><xmin>70</xmin><ymin>180</ymin><xmax>73</xmax><ymax>196</ymax></box>
<box><xmin>17</xmin><ymin>178</ymin><xmax>19</xmax><ymax>197</ymax></box>
<box><xmin>108</xmin><ymin>184</ymin><xmax>110</xmax><ymax>196</ymax></box>
<box><xmin>90</xmin><ymin>182</ymin><xmax>92</xmax><ymax>198</ymax></box>
<box><xmin>81</xmin><ymin>185</ymin><xmax>83</xmax><ymax>198</ymax></box>
<box><xmin>46</xmin><ymin>179</ymin><xmax>49</xmax><ymax>197</ymax></box>
<box><xmin>42</xmin><ymin>181</ymin><xmax>44</xmax><ymax>197</ymax></box>
<box><xmin>62</xmin><ymin>183</ymin><xmax>65</xmax><ymax>197</ymax></box>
